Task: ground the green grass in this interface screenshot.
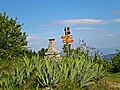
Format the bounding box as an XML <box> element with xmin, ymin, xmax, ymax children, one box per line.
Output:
<box><xmin>103</xmin><ymin>73</ymin><xmax>120</xmax><ymax>83</ymax></box>
<box><xmin>88</xmin><ymin>73</ymin><xmax>120</xmax><ymax>90</ymax></box>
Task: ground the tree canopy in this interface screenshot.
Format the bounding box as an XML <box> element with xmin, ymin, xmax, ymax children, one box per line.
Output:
<box><xmin>0</xmin><ymin>12</ymin><xmax>27</xmax><ymax>60</ymax></box>
<box><xmin>110</xmin><ymin>50</ymin><xmax>120</xmax><ymax>72</ymax></box>
<box><xmin>37</xmin><ymin>48</ymin><xmax>47</xmax><ymax>58</ymax></box>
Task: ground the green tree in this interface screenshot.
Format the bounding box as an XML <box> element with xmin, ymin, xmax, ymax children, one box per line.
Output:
<box><xmin>110</xmin><ymin>50</ymin><xmax>120</xmax><ymax>72</ymax></box>
<box><xmin>24</xmin><ymin>49</ymin><xmax>35</xmax><ymax>58</ymax></box>
<box><xmin>37</xmin><ymin>48</ymin><xmax>47</xmax><ymax>58</ymax></box>
<box><xmin>62</xmin><ymin>44</ymin><xmax>67</xmax><ymax>55</ymax></box>
<box><xmin>0</xmin><ymin>12</ymin><xmax>27</xmax><ymax>60</ymax></box>
<box><xmin>62</xmin><ymin>44</ymin><xmax>73</xmax><ymax>56</ymax></box>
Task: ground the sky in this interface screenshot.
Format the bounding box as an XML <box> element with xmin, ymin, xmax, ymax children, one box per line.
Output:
<box><xmin>0</xmin><ymin>0</ymin><xmax>120</xmax><ymax>55</ymax></box>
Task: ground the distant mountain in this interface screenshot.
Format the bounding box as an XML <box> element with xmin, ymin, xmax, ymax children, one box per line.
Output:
<box><xmin>103</xmin><ymin>53</ymin><xmax>116</xmax><ymax>59</ymax></box>
<box><xmin>98</xmin><ymin>47</ymin><xmax>120</xmax><ymax>55</ymax></box>
<box><xmin>59</xmin><ymin>48</ymin><xmax>118</xmax><ymax>58</ymax></box>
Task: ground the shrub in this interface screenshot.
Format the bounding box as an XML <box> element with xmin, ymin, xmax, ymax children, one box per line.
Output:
<box><xmin>110</xmin><ymin>50</ymin><xmax>120</xmax><ymax>73</ymax></box>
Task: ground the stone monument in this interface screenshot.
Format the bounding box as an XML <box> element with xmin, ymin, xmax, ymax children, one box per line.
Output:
<box><xmin>45</xmin><ymin>38</ymin><xmax>60</xmax><ymax>59</ymax></box>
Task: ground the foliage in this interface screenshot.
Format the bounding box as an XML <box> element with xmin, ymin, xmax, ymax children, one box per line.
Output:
<box><xmin>55</xmin><ymin>79</ymin><xmax>79</xmax><ymax>90</ymax></box>
<box><xmin>0</xmin><ymin>73</ymin><xmax>15</xmax><ymax>90</ymax></box>
<box><xmin>0</xmin><ymin>53</ymin><xmax>106</xmax><ymax>90</ymax></box>
<box><xmin>62</xmin><ymin>44</ymin><xmax>67</xmax><ymax>55</ymax></box>
<box><xmin>37</xmin><ymin>48</ymin><xmax>47</xmax><ymax>58</ymax></box>
<box><xmin>0</xmin><ymin>12</ymin><xmax>27</xmax><ymax>60</ymax></box>
<box><xmin>110</xmin><ymin>50</ymin><xmax>120</xmax><ymax>72</ymax></box>
<box><xmin>103</xmin><ymin>73</ymin><xmax>120</xmax><ymax>83</ymax></box>
<box><xmin>23</xmin><ymin>49</ymin><xmax>35</xmax><ymax>58</ymax></box>
<box><xmin>89</xmin><ymin>73</ymin><xmax>120</xmax><ymax>90</ymax></box>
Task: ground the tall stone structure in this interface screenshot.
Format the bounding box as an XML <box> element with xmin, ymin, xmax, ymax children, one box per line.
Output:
<box><xmin>45</xmin><ymin>39</ymin><xmax>60</xmax><ymax>59</ymax></box>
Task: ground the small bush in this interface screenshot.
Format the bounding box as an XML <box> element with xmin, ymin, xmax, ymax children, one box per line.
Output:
<box><xmin>110</xmin><ymin>50</ymin><xmax>120</xmax><ymax>73</ymax></box>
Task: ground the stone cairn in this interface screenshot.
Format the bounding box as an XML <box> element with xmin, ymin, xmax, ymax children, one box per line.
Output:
<box><xmin>45</xmin><ymin>38</ymin><xmax>60</xmax><ymax>59</ymax></box>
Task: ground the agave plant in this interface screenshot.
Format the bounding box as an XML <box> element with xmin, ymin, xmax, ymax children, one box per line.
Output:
<box><xmin>93</xmin><ymin>64</ymin><xmax>106</xmax><ymax>80</ymax></box>
<box><xmin>0</xmin><ymin>52</ymin><xmax>106</xmax><ymax>90</ymax></box>
<box><xmin>35</xmin><ymin>59</ymin><xmax>63</xmax><ymax>88</ymax></box>
<box><xmin>13</xmin><ymin>65</ymin><xmax>25</xmax><ymax>86</ymax></box>
<box><xmin>59</xmin><ymin>57</ymin><xmax>106</xmax><ymax>88</ymax></box>
<box><xmin>0</xmin><ymin>72</ymin><xmax>15</xmax><ymax>90</ymax></box>
<box><xmin>23</xmin><ymin>55</ymin><xmax>34</xmax><ymax>78</ymax></box>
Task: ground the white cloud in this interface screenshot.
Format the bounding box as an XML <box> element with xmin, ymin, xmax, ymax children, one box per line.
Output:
<box><xmin>27</xmin><ymin>35</ymin><xmax>48</xmax><ymax>44</ymax></box>
<box><xmin>27</xmin><ymin>35</ymin><xmax>39</xmax><ymax>41</ymax></box>
<box><xmin>105</xmin><ymin>33</ymin><xmax>114</xmax><ymax>37</ymax></box>
<box><xmin>112</xmin><ymin>18</ymin><xmax>120</xmax><ymax>23</ymax></box>
<box><xmin>74</xmin><ymin>27</ymin><xmax>96</xmax><ymax>30</ymax></box>
<box><xmin>39</xmin><ymin>18</ymin><xmax>109</xmax><ymax>27</ymax></box>
<box><xmin>57</xmin><ymin>19</ymin><xmax>108</xmax><ymax>25</ymax></box>
<box><xmin>27</xmin><ymin>35</ymin><xmax>49</xmax><ymax>51</ymax></box>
